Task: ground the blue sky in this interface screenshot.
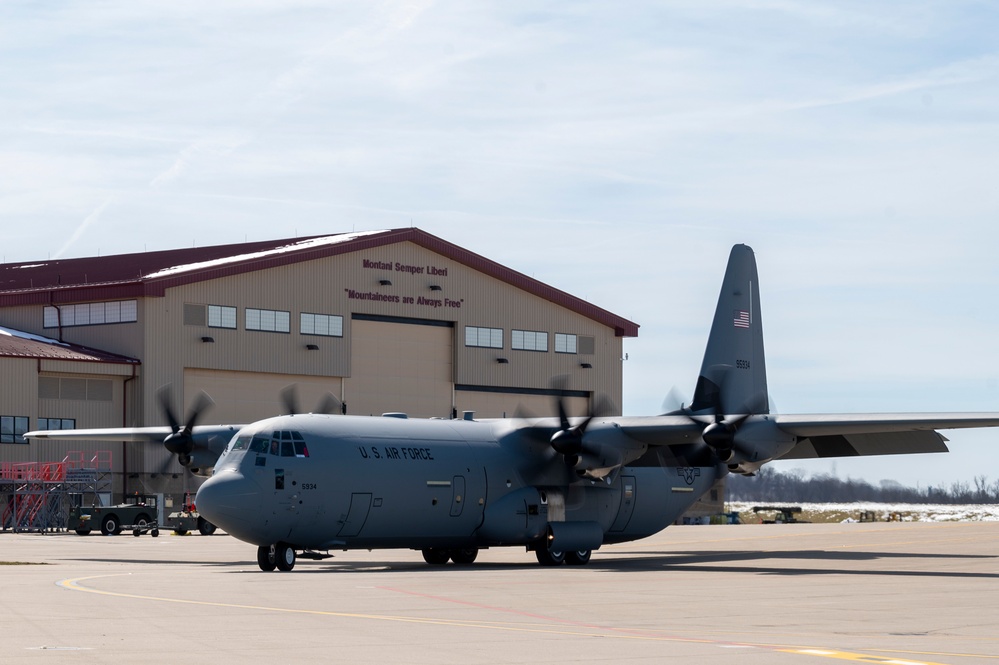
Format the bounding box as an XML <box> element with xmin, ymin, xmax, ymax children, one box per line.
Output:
<box><xmin>2</xmin><ymin>1</ymin><xmax>997</xmax><ymax>487</ymax></box>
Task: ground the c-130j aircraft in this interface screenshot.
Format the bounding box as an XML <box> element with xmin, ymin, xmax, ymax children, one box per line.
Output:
<box><xmin>27</xmin><ymin>245</ymin><xmax>999</xmax><ymax>571</ymax></box>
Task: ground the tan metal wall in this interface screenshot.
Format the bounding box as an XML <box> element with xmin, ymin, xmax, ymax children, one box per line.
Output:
<box><xmin>0</xmin><ymin>358</ymin><xmax>130</xmax><ymax>478</ymax></box>
<box><xmin>183</xmin><ymin>369</ymin><xmax>342</xmax><ymax>424</ymax></box>
<box><xmin>454</xmin><ymin>391</ymin><xmax>590</xmax><ymax>421</ymax></box>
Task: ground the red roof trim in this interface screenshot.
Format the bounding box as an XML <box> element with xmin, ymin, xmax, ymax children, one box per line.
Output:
<box><xmin>0</xmin><ymin>229</ymin><xmax>639</xmax><ymax>337</ymax></box>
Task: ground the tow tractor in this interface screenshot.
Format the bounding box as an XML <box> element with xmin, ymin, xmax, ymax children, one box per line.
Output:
<box><xmin>69</xmin><ymin>493</ymin><xmax>217</xmax><ymax>536</ymax></box>
<box><xmin>164</xmin><ymin>496</ymin><xmax>216</xmax><ymax>535</ymax></box>
<box><xmin>69</xmin><ymin>494</ymin><xmax>161</xmax><ymax>536</ymax></box>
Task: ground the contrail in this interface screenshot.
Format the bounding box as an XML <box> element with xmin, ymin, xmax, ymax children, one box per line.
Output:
<box><xmin>53</xmin><ymin>197</ymin><xmax>115</xmax><ymax>259</ymax></box>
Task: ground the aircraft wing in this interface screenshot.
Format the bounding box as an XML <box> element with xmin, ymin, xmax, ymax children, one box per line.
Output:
<box><xmin>774</xmin><ymin>413</ymin><xmax>999</xmax><ymax>460</ymax></box>
<box><xmin>24</xmin><ymin>425</ymin><xmax>241</xmax><ymax>443</ymax></box>
<box><xmin>611</xmin><ymin>416</ymin><xmax>713</xmax><ymax>445</ymax></box>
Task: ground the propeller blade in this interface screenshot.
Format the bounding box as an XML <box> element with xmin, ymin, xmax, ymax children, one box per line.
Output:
<box><xmin>157</xmin><ymin>385</ymin><xmax>181</xmax><ymax>432</ymax></box>
<box><xmin>280</xmin><ymin>384</ymin><xmax>299</xmax><ymax>415</ymax></box>
<box><xmin>184</xmin><ymin>391</ymin><xmax>214</xmax><ymax>430</ymax></box>
<box><xmin>315</xmin><ymin>392</ymin><xmax>343</xmax><ymax>415</ymax></box>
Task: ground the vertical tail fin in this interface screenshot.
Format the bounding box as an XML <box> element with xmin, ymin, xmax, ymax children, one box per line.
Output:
<box><xmin>689</xmin><ymin>244</ymin><xmax>769</xmax><ymax>416</ymax></box>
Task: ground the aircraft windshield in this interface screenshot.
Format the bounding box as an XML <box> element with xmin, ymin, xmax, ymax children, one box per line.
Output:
<box><xmin>241</xmin><ymin>430</ymin><xmax>309</xmax><ymax>460</ymax></box>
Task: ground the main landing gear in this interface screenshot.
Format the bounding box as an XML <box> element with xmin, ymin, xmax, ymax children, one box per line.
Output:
<box><xmin>536</xmin><ymin>547</ymin><xmax>592</xmax><ymax>566</ymax></box>
<box><xmin>421</xmin><ymin>547</ymin><xmax>479</xmax><ymax>565</ymax></box>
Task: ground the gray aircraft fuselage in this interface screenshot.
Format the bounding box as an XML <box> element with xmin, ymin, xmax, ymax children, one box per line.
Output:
<box><xmin>196</xmin><ymin>413</ymin><xmax>716</xmax><ymax>553</ymax></box>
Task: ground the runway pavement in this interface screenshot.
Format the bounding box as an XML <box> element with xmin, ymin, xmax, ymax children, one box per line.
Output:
<box><xmin>1</xmin><ymin>521</ymin><xmax>997</xmax><ymax>664</ymax></box>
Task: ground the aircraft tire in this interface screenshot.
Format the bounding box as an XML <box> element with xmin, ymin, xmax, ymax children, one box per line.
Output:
<box><xmin>565</xmin><ymin>550</ymin><xmax>592</xmax><ymax>566</ymax></box>
<box><xmin>535</xmin><ymin>547</ymin><xmax>565</xmax><ymax>566</ymax></box>
<box><xmin>450</xmin><ymin>548</ymin><xmax>478</xmax><ymax>565</ymax></box>
<box><xmin>276</xmin><ymin>543</ymin><xmax>296</xmax><ymax>571</ymax></box>
<box><xmin>257</xmin><ymin>545</ymin><xmax>277</xmax><ymax>572</ymax></box>
<box><xmin>422</xmin><ymin>548</ymin><xmax>451</xmax><ymax>565</ymax></box>
<box><xmin>197</xmin><ymin>517</ymin><xmax>217</xmax><ymax>535</ymax></box>
<box><xmin>100</xmin><ymin>514</ymin><xmax>120</xmax><ymax>536</ymax></box>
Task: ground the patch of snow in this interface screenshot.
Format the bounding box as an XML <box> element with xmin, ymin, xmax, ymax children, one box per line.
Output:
<box><xmin>727</xmin><ymin>501</ymin><xmax>999</xmax><ymax>522</ymax></box>
<box><xmin>0</xmin><ymin>326</ymin><xmax>70</xmax><ymax>346</ymax></box>
<box><xmin>144</xmin><ymin>231</ymin><xmax>388</xmax><ymax>279</ymax></box>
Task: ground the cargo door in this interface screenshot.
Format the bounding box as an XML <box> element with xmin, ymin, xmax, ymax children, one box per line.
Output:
<box><xmin>609</xmin><ymin>476</ymin><xmax>637</xmax><ymax>532</ymax></box>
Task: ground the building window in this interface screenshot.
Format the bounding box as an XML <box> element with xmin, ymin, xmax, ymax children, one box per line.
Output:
<box><xmin>465</xmin><ymin>326</ymin><xmax>503</xmax><ymax>349</ymax></box>
<box><xmin>301</xmin><ymin>313</ymin><xmax>344</xmax><ymax>337</ymax></box>
<box><xmin>246</xmin><ymin>308</ymin><xmax>291</xmax><ymax>333</ymax></box>
<box><xmin>39</xmin><ymin>418</ymin><xmax>76</xmax><ymax>430</ymax></box>
<box><xmin>208</xmin><ymin>305</ymin><xmax>237</xmax><ymax>329</ymax></box>
<box><xmin>1</xmin><ymin>416</ymin><xmax>29</xmax><ymax>444</ymax></box>
<box><xmin>555</xmin><ymin>333</ymin><xmax>577</xmax><ymax>354</ymax></box>
<box><xmin>38</xmin><ymin>378</ymin><xmax>111</xmax><ymax>402</ymax></box>
<box><xmin>43</xmin><ymin>300</ymin><xmax>137</xmax><ymax>328</ymax></box>
<box><xmin>512</xmin><ymin>330</ymin><xmax>548</xmax><ymax>352</ymax></box>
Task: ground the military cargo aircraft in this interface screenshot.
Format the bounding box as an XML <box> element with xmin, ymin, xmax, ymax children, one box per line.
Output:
<box><xmin>27</xmin><ymin>245</ymin><xmax>999</xmax><ymax>571</ymax></box>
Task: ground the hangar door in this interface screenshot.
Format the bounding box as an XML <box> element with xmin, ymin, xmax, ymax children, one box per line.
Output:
<box><xmin>345</xmin><ymin>317</ymin><xmax>454</xmax><ymax>418</ymax></box>
<box><xmin>184</xmin><ymin>369</ymin><xmax>342</xmax><ymax>424</ymax></box>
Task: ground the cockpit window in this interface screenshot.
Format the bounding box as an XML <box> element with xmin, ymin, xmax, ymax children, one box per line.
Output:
<box><xmin>249</xmin><ymin>436</ymin><xmax>269</xmax><ymax>453</ymax></box>
<box><xmin>256</xmin><ymin>430</ymin><xmax>311</xmax><ymax>458</ymax></box>
<box><xmin>231</xmin><ymin>436</ymin><xmax>251</xmax><ymax>451</ymax></box>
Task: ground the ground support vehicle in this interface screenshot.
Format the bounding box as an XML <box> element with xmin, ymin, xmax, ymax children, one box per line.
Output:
<box><xmin>69</xmin><ymin>495</ymin><xmax>161</xmax><ymax>536</ymax></box>
<box><xmin>165</xmin><ymin>508</ymin><xmax>216</xmax><ymax>535</ymax></box>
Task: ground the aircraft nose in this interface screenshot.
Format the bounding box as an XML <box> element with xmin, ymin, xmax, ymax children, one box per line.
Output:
<box><xmin>196</xmin><ymin>470</ymin><xmax>264</xmax><ymax>542</ymax></box>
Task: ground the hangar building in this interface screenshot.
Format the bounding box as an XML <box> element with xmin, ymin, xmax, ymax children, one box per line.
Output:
<box><xmin>0</xmin><ymin>228</ymin><xmax>639</xmax><ymax>506</ymax></box>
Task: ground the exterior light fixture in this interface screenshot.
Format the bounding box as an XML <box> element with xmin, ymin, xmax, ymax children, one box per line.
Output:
<box><xmin>379</xmin><ymin>279</ymin><xmax>392</xmax><ymax>286</ymax></box>
<box><xmin>429</xmin><ymin>285</ymin><xmax>442</xmax><ymax>291</ymax></box>
<box><xmin>305</xmin><ymin>343</ymin><xmax>319</xmax><ymax>351</ymax></box>
<box><xmin>496</xmin><ymin>357</ymin><xmax>509</xmax><ymax>364</ymax></box>
<box><xmin>201</xmin><ymin>336</ymin><xmax>215</xmax><ymax>343</ymax></box>
<box><xmin>580</xmin><ymin>362</ymin><xmax>593</xmax><ymax>369</ymax></box>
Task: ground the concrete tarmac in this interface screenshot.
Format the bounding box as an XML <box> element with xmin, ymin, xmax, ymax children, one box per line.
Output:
<box><xmin>1</xmin><ymin>521</ymin><xmax>998</xmax><ymax>665</ymax></box>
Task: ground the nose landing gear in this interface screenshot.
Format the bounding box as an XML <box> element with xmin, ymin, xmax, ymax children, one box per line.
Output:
<box><xmin>257</xmin><ymin>543</ymin><xmax>296</xmax><ymax>571</ymax></box>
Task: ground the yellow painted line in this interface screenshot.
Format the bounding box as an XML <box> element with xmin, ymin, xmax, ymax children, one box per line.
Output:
<box><xmin>57</xmin><ymin>574</ymin><xmax>963</xmax><ymax>665</ymax></box>
<box><xmin>776</xmin><ymin>648</ymin><xmax>950</xmax><ymax>664</ymax></box>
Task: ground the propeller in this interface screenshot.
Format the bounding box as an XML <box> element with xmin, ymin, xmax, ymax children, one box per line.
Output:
<box><xmin>280</xmin><ymin>384</ymin><xmax>344</xmax><ymax>415</ymax></box>
<box><xmin>548</xmin><ymin>376</ymin><xmax>612</xmax><ymax>466</ymax></box>
<box><xmin>158</xmin><ymin>386</ymin><xmax>214</xmax><ymax>468</ymax></box>
<box><xmin>667</xmin><ymin>366</ymin><xmax>770</xmax><ymax>466</ymax></box>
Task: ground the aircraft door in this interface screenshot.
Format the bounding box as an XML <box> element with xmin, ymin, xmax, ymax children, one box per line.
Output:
<box><xmin>609</xmin><ymin>476</ymin><xmax>637</xmax><ymax>532</ymax></box>
<box><xmin>449</xmin><ymin>476</ymin><xmax>466</xmax><ymax>517</ymax></box>
<box><xmin>337</xmin><ymin>492</ymin><xmax>373</xmax><ymax>538</ymax></box>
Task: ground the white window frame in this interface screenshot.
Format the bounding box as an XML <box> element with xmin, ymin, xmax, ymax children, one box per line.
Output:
<box><xmin>246</xmin><ymin>308</ymin><xmax>291</xmax><ymax>333</ymax></box>
<box><xmin>301</xmin><ymin>312</ymin><xmax>344</xmax><ymax>337</ymax></box>
<box><xmin>555</xmin><ymin>333</ymin><xmax>577</xmax><ymax>354</ymax></box>
<box><xmin>208</xmin><ymin>305</ymin><xmax>237</xmax><ymax>329</ymax></box>
<box><xmin>465</xmin><ymin>326</ymin><xmax>503</xmax><ymax>349</ymax></box>
<box><xmin>512</xmin><ymin>329</ymin><xmax>548</xmax><ymax>352</ymax></box>
<box><xmin>43</xmin><ymin>300</ymin><xmax>137</xmax><ymax>329</ymax></box>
